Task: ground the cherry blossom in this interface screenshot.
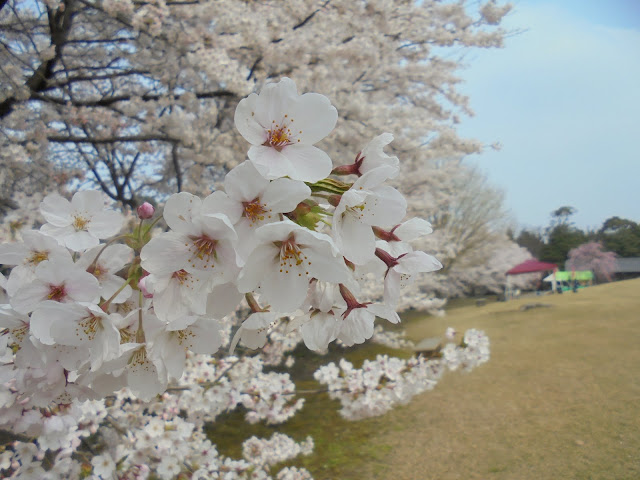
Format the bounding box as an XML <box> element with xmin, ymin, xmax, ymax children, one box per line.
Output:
<box><xmin>140</xmin><ymin>192</ymin><xmax>239</xmax><ymax>281</ymax></box>
<box><xmin>332</xmin><ymin>165</ymin><xmax>407</xmax><ymax>265</ymax></box>
<box><xmin>10</xmin><ymin>258</ymin><xmax>100</xmax><ymax>314</ymax></box>
<box><xmin>223</xmin><ymin>160</ymin><xmax>311</xmax><ymax>262</ymax></box>
<box><xmin>235</xmin><ymin>77</ymin><xmax>338</xmax><ymax>182</ymax></box>
<box><xmin>39</xmin><ymin>191</ymin><xmax>124</xmax><ymax>252</ymax></box>
<box><xmin>237</xmin><ymin>220</ymin><xmax>349</xmax><ymax>312</ymax></box>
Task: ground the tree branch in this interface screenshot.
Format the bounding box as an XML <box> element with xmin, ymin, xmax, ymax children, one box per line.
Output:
<box><xmin>48</xmin><ymin>134</ymin><xmax>177</xmax><ymax>144</ymax></box>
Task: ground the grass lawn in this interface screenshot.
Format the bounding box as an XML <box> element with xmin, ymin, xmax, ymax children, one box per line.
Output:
<box><xmin>213</xmin><ymin>278</ymin><xmax>640</xmax><ymax>479</ymax></box>
<box><xmin>360</xmin><ymin>278</ymin><xmax>640</xmax><ymax>480</ymax></box>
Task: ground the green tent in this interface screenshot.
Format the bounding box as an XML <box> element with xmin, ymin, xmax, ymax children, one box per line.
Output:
<box><xmin>543</xmin><ymin>271</ymin><xmax>593</xmax><ymax>282</ymax></box>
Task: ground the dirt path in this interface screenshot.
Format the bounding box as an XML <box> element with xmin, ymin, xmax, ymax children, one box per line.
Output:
<box><xmin>357</xmin><ymin>279</ymin><xmax>640</xmax><ymax>480</ymax></box>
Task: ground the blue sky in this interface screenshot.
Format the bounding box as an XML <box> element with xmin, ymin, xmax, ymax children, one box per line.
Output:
<box><xmin>457</xmin><ymin>0</ymin><xmax>640</xmax><ymax>231</ymax></box>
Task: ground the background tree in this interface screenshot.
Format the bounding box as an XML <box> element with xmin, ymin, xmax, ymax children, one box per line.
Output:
<box><xmin>0</xmin><ymin>0</ymin><xmax>511</xmax><ymax>208</ymax></box>
<box><xmin>515</xmin><ymin>228</ymin><xmax>544</xmax><ymax>259</ymax></box>
<box><xmin>540</xmin><ymin>206</ymin><xmax>586</xmax><ymax>265</ymax></box>
<box><xmin>597</xmin><ymin>217</ymin><xmax>640</xmax><ymax>257</ymax></box>
<box><xmin>1</xmin><ymin>0</ymin><xmax>518</xmax><ymax>301</ymax></box>
<box><xmin>566</xmin><ymin>242</ymin><xmax>617</xmax><ymax>282</ymax></box>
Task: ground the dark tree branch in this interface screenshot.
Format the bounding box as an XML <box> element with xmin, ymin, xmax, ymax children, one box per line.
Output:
<box><xmin>32</xmin><ymin>89</ymin><xmax>236</xmax><ymax>108</ymax></box>
<box><xmin>247</xmin><ymin>55</ymin><xmax>262</xmax><ymax>81</ymax></box>
<box><xmin>171</xmin><ymin>143</ymin><xmax>182</xmax><ymax>192</ymax></box>
<box><xmin>48</xmin><ymin>134</ymin><xmax>177</xmax><ymax>144</ymax></box>
<box><xmin>0</xmin><ymin>0</ymin><xmax>76</xmax><ymax>119</ymax></box>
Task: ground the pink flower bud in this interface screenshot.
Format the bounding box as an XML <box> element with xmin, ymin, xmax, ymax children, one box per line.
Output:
<box><xmin>136</xmin><ymin>202</ymin><xmax>155</xmax><ymax>219</ymax></box>
<box><xmin>138</xmin><ymin>275</ymin><xmax>153</xmax><ymax>298</ymax></box>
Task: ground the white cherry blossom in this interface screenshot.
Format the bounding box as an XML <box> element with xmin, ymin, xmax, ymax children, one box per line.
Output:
<box><xmin>224</xmin><ymin>160</ymin><xmax>311</xmax><ymax>263</ymax></box>
<box><xmin>140</xmin><ymin>192</ymin><xmax>239</xmax><ymax>282</ymax></box>
<box><xmin>10</xmin><ymin>258</ymin><xmax>100</xmax><ymax>314</ymax></box>
<box><xmin>75</xmin><ymin>244</ymin><xmax>133</xmax><ymax>303</ymax></box>
<box><xmin>375</xmin><ymin>248</ymin><xmax>443</xmax><ymax>307</ymax></box>
<box><xmin>39</xmin><ymin>191</ymin><xmax>124</xmax><ymax>252</ymax></box>
<box><xmin>0</xmin><ymin>230</ymin><xmax>72</xmax><ymax>296</ymax></box>
<box><xmin>235</xmin><ymin>77</ymin><xmax>338</xmax><ymax>182</ymax></box>
<box><xmin>333</xmin><ymin>165</ymin><xmax>407</xmax><ymax>265</ymax></box>
<box><xmin>237</xmin><ymin>220</ymin><xmax>349</xmax><ymax>312</ymax></box>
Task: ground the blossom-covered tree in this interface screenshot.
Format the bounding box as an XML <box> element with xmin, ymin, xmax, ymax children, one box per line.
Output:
<box><xmin>0</xmin><ymin>0</ymin><xmax>510</xmax><ymax>206</ymax></box>
<box><xmin>566</xmin><ymin>242</ymin><xmax>617</xmax><ymax>282</ymax></box>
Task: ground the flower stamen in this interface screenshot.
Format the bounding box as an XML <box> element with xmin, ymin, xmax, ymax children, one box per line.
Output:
<box><xmin>47</xmin><ymin>284</ymin><xmax>67</xmax><ymax>301</ymax></box>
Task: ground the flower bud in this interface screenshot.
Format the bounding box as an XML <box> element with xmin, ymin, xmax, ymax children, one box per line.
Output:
<box><xmin>136</xmin><ymin>202</ymin><xmax>155</xmax><ymax>219</ymax></box>
<box><xmin>138</xmin><ymin>274</ymin><xmax>153</xmax><ymax>298</ymax></box>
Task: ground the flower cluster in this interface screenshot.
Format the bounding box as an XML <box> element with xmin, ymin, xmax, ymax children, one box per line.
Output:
<box><xmin>315</xmin><ymin>329</ymin><xmax>490</xmax><ymax>421</ymax></box>
<box><xmin>0</xmin><ymin>78</ymin><xmax>490</xmax><ymax>480</ymax></box>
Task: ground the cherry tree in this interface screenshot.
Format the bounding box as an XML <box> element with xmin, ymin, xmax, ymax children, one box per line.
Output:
<box><xmin>0</xmin><ymin>0</ymin><xmax>510</xmax><ymax>205</ymax></box>
<box><xmin>566</xmin><ymin>242</ymin><xmax>617</xmax><ymax>282</ymax></box>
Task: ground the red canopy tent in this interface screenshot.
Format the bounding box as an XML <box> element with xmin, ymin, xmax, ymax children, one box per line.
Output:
<box><xmin>505</xmin><ymin>259</ymin><xmax>558</xmax><ymax>299</ymax></box>
<box><xmin>506</xmin><ymin>259</ymin><xmax>558</xmax><ymax>275</ymax></box>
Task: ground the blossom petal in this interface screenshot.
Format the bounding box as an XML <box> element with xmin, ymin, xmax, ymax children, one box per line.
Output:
<box><xmin>40</xmin><ymin>193</ymin><xmax>73</xmax><ymax>227</ymax></box>
<box><xmin>262</xmin><ymin>178</ymin><xmax>311</xmax><ymax>213</ymax></box>
<box><xmin>248</xmin><ymin>145</ymin><xmax>294</xmax><ymax>179</ymax></box>
<box><xmin>338</xmin><ymin>215</ymin><xmax>376</xmax><ymax>265</ymax></box>
<box><xmin>71</xmin><ymin>190</ymin><xmax>105</xmax><ymax>213</ymax></box>
<box><xmin>254</xmin><ymin>77</ymin><xmax>298</xmax><ymax>128</ymax></box>
<box><xmin>261</xmin><ymin>265</ymin><xmax>308</xmax><ymax>312</ymax></box>
<box><xmin>396</xmin><ymin>251</ymin><xmax>442</xmax><ymax>275</ymax></box>
<box><xmin>163</xmin><ymin>192</ymin><xmax>202</xmax><ymax>234</ymax></box>
<box><xmin>234</xmin><ymin>93</ymin><xmax>267</xmax><ymax>145</ymax></box>
<box><xmin>237</xmin><ymin>244</ymin><xmax>277</xmax><ymax>293</ymax></box>
<box><xmin>224</xmin><ymin>160</ymin><xmax>270</xmax><ymax>202</ymax></box>
<box><xmin>88</xmin><ymin>210</ymin><xmax>124</xmax><ymax>239</ymax></box>
<box><xmin>279</xmin><ymin>144</ymin><xmax>332</xmax><ymax>182</ymax></box>
<box><xmin>289</xmin><ymin>92</ymin><xmax>338</xmax><ymax>145</ymax></box>
<box><xmin>141</xmin><ymin>233</ymin><xmax>191</xmax><ymax>275</ymax></box>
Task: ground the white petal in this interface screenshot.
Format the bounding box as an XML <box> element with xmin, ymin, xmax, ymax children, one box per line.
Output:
<box><xmin>71</xmin><ymin>190</ymin><xmax>106</xmax><ymax>213</ymax></box>
<box><xmin>163</xmin><ymin>192</ymin><xmax>201</xmax><ymax>234</ymax></box>
<box><xmin>201</xmin><ymin>191</ymin><xmax>243</xmax><ymax>225</ymax></box>
<box><xmin>338</xmin><ymin>309</ymin><xmax>375</xmax><ymax>346</ymax></box>
<box><xmin>0</xmin><ymin>242</ymin><xmax>29</xmax><ymax>265</ymax></box>
<box><xmin>360</xmin><ymin>133</ymin><xmax>400</xmax><ymax>177</ymax></box>
<box><xmin>360</xmin><ymin>186</ymin><xmax>406</xmax><ymax>228</ymax></box>
<box><xmin>88</xmin><ymin>210</ymin><xmax>124</xmax><ymax>239</ymax></box>
<box><xmin>261</xmin><ymin>265</ymin><xmax>309</xmax><ymax>312</ymax></box>
<box><xmin>248</xmin><ymin>145</ymin><xmax>294</xmax><ymax>180</ymax></box>
<box><xmin>290</xmin><ymin>92</ymin><xmax>338</xmax><ymax>145</ymax></box>
<box><xmin>395</xmin><ymin>218</ymin><xmax>433</xmax><ymax>240</ymax></box>
<box><xmin>224</xmin><ymin>160</ymin><xmax>270</xmax><ymax>202</ymax></box>
<box><xmin>206</xmin><ymin>282</ymin><xmax>243</xmax><ymax>317</ymax></box>
<box><xmin>367</xmin><ymin>303</ymin><xmax>401</xmax><ymax>324</ymax></box>
<box><xmin>127</xmin><ymin>351</ymin><xmax>166</xmax><ymax>401</ymax></box>
<box><xmin>254</xmin><ymin>77</ymin><xmax>298</xmax><ymax>128</ymax></box>
<box><xmin>234</xmin><ymin>94</ymin><xmax>268</xmax><ymax>145</ymax></box>
<box><xmin>301</xmin><ymin>312</ymin><xmax>340</xmax><ymax>351</ymax></box>
<box><xmin>149</xmin><ymin>280</ymin><xmax>187</xmax><ymax>322</ymax></box>
<box><xmin>305</xmin><ymin>247</ymin><xmax>348</xmax><ymax>284</ymax></box>
<box><xmin>40</xmin><ymin>193</ymin><xmax>73</xmax><ymax>227</ymax></box>
<box><xmin>185</xmin><ymin>319</ymin><xmax>222</xmax><ymax>354</ymax></box>
<box><xmin>338</xmin><ymin>215</ymin><xmax>375</xmax><ymax>265</ymax></box>
<box><xmin>64</xmin><ymin>230</ymin><xmax>100</xmax><ymax>252</ymax></box>
<box><xmin>262</xmin><ymin>178</ymin><xmax>311</xmax><ymax>213</ymax></box>
<box><xmin>66</xmin><ymin>271</ymin><xmax>101</xmax><ymax>303</ymax></box>
<box><xmin>140</xmin><ymin>233</ymin><xmax>191</xmax><ymax>276</ymax></box>
<box><xmin>396</xmin><ymin>251</ymin><xmax>442</xmax><ymax>275</ymax></box>
<box><xmin>237</xmin><ymin>244</ymin><xmax>277</xmax><ymax>293</ymax></box>
<box><xmin>99</xmin><ymin>274</ymin><xmax>132</xmax><ymax>303</ymax></box>
<box><xmin>279</xmin><ymin>144</ymin><xmax>332</xmax><ymax>182</ymax></box>
<box><xmin>383</xmin><ymin>270</ymin><xmax>402</xmax><ymax>308</ymax></box>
